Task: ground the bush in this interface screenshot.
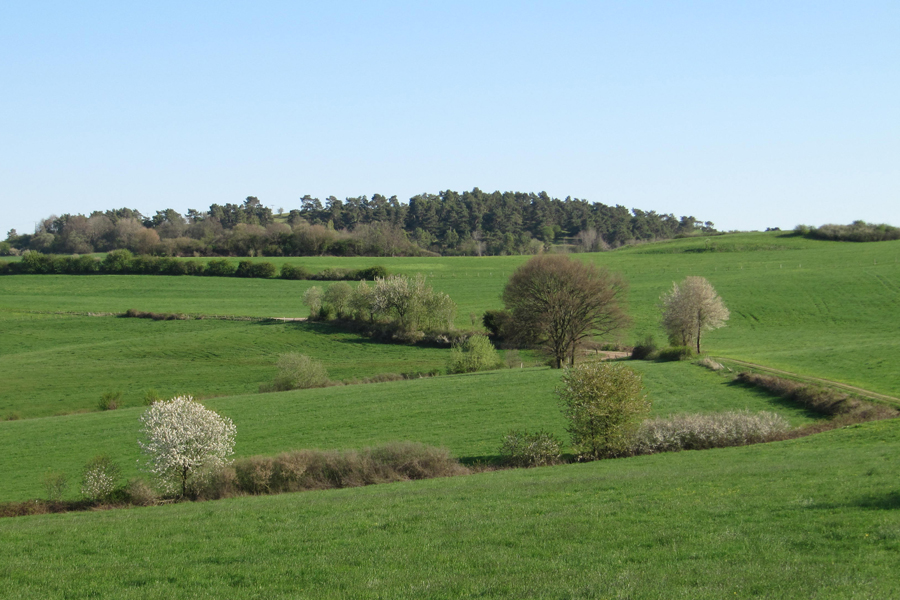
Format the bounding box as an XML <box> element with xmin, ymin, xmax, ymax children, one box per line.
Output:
<box><xmin>302</xmin><ymin>286</ymin><xmax>324</xmax><ymax>316</ymax></box>
<box><xmin>80</xmin><ymin>455</ymin><xmax>121</xmax><ymax>502</ymax></box>
<box><xmin>101</xmin><ymin>249</ymin><xmax>134</xmax><ymax>274</ymax></box>
<box><xmin>204</xmin><ymin>259</ymin><xmax>236</xmax><ymax>277</ymax></box>
<box><xmin>657</xmin><ymin>346</ymin><xmax>694</xmax><ymax>361</ymax></box>
<box><xmin>324</xmin><ymin>281</ymin><xmax>354</xmax><ymax>317</ymax></box>
<box><xmin>354</xmin><ymin>266</ymin><xmax>387</xmax><ymax>280</ymax></box>
<box><xmin>630</xmin><ymin>335</ymin><xmax>658</xmax><ymax>360</ymax></box>
<box><xmin>498</xmin><ymin>430</ymin><xmax>562</xmax><ymax>467</ymax></box>
<box><xmin>697</xmin><ymin>357</ymin><xmax>725</xmax><ymax>371</ymax></box>
<box><xmin>42</xmin><ymin>469</ymin><xmax>68</xmax><ymax>502</ymax></box>
<box><xmin>139</xmin><ymin>396</ymin><xmax>237</xmax><ymax>498</ymax></box>
<box><xmin>482</xmin><ymin>309</ymin><xmax>514</xmax><ymax>340</ymax></box>
<box><xmin>124</xmin><ymin>478</ymin><xmax>158</xmax><ymax>506</ymax></box>
<box><xmin>230</xmin><ymin>442</ymin><xmax>468</xmax><ymax>495</ymax></box>
<box><xmin>280</xmin><ymin>263</ymin><xmax>311</xmax><ymax>280</ymax></box>
<box><xmin>235</xmin><ymin>260</ymin><xmax>254</xmax><ymax>277</ymax></box>
<box><xmin>143</xmin><ymin>388</ymin><xmax>163</xmax><ymax>405</ymax></box>
<box><xmin>632</xmin><ymin>411</ymin><xmax>791</xmax><ymax>454</ymax></box>
<box><xmin>98</xmin><ymin>391</ymin><xmax>122</xmax><ymax>411</ymax></box>
<box><xmin>261</xmin><ymin>353</ymin><xmax>330</xmax><ymax>392</ymax></box>
<box><xmin>448</xmin><ymin>335</ymin><xmax>503</xmax><ymax>374</ymax></box>
<box><xmin>250</xmin><ymin>261</ymin><xmax>276</xmax><ymax>278</ymax></box>
<box><xmin>557</xmin><ymin>362</ymin><xmax>650</xmax><ymax>460</ymax></box>
<box><xmin>735</xmin><ymin>372</ymin><xmax>861</xmax><ymax>416</ymax></box>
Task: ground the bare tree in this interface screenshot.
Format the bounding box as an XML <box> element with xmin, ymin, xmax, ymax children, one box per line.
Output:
<box><xmin>502</xmin><ymin>255</ymin><xmax>629</xmax><ymax>368</ymax></box>
<box><xmin>660</xmin><ymin>276</ymin><xmax>729</xmax><ymax>353</ymax></box>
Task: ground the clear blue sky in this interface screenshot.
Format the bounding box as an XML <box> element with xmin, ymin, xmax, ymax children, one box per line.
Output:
<box><xmin>2</xmin><ymin>1</ymin><xmax>898</xmax><ymax>236</ymax></box>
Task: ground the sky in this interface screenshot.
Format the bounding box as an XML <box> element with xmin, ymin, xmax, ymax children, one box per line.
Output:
<box><xmin>2</xmin><ymin>1</ymin><xmax>898</xmax><ymax>236</ymax></box>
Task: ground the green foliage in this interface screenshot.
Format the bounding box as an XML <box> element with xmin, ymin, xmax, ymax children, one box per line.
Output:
<box><xmin>447</xmin><ymin>335</ymin><xmax>502</xmax><ymax>374</ymax></box>
<box><xmin>630</xmin><ymin>335</ymin><xmax>658</xmax><ymax>360</ymax></box>
<box><xmin>280</xmin><ymin>263</ymin><xmax>311</xmax><ymax>280</ymax></box>
<box><xmin>42</xmin><ymin>469</ymin><xmax>68</xmax><ymax>502</ymax></box>
<box><xmin>80</xmin><ymin>455</ymin><xmax>121</xmax><ymax>502</ymax></box>
<box><xmin>262</xmin><ymin>353</ymin><xmax>330</xmax><ymax>392</ymax></box>
<box><xmin>800</xmin><ymin>221</ymin><xmax>900</xmax><ymax>242</ymax></box>
<box><xmin>557</xmin><ymin>362</ymin><xmax>650</xmax><ymax>460</ymax></box>
<box><xmin>324</xmin><ymin>282</ymin><xmax>354</xmax><ymax>317</ymax></box>
<box><xmin>498</xmin><ymin>430</ymin><xmax>562</xmax><ymax>467</ymax></box>
<box><xmin>204</xmin><ymin>258</ymin><xmax>237</xmax><ymax>277</ymax></box>
<box><xmin>98</xmin><ymin>391</ymin><xmax>122</xmax><ymax>411</ymax></box>
<box><xmin>101</xmin><ymin>249</ymin><xmax>133</xmax><ymax>274</ymax></box>
<box><xmin>656</xmin><ymin>346</ymin><xmax>695</xmax><ymax>361</ymax></box>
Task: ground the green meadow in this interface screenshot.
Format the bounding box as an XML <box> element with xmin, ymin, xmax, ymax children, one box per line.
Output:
<box><xmin>1</xmin><ymin>419</ymin><xmax>897</xmax><ymax>599</ymax></box>
<box><xmin>1</xmin><ymin>232</ymin><xmax>898</xmax><ymax>598</ymax></box>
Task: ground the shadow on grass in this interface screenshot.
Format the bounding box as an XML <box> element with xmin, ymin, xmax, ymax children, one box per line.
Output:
<box><xmin>813</xmin><ymin>491</ymin><xmax>900</xmax><ymax>511</ymax></box>
<box><xmin>727</xmin><ymin>378</ymin><xmax>823</xmax><ymax>421</ymax></box>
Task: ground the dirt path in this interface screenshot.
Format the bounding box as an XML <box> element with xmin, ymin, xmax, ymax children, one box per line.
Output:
<box><xmin>714</xmin><ymin>357</ymin><xmax>900</xmax><ymax>406</ymax></box>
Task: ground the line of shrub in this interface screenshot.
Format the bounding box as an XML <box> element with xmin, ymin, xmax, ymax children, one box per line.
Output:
<box><xmin>0</xmin><ymin>442</ymin><xmax>468</xmax><ymax>518</ymax></box>
<box><xmin>794</xmin><ymin>221</ymin><xmax>900</xmax><ymax>242</ymax></box>
<box><xmin>122</xmin><ymin>308</ymin><xmax>191</xmax><ymax>321</ymax></box>
<box><xmin>0</xmin><ymin>250</ymin><xmax>386</xmax><ymax>281</ymax></box>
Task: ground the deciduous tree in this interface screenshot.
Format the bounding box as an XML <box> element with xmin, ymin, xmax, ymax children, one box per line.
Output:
<box><xmin>502</xmin><ymin>255</ymin><xmax>629</xmax><ymax>368</ymax></box>
<box><xmin>139</xmin><ymin>396</ymin><xmax>236</xmax><ymax>498</ymax></box>
<box><xmin>660</xmin><ymin>276</ymin><xmax>729</xmax><ymax>353</ymax></box>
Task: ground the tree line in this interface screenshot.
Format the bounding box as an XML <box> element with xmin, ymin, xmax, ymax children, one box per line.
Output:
<box><xmin>2</xmin><ymin>189</ymin><xmax>714</xmax><ymax>258</ymax></box>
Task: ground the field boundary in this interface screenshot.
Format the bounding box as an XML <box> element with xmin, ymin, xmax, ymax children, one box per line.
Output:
<box><xmin>714</xmin><ymin>357</ymin><xmax>900</xmax><ymax>406</ymax></box>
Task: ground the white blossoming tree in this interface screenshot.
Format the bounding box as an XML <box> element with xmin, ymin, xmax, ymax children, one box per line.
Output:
<box><xmin>139</xmin><ymin>396</ymin><xmax>236</xmax><ymax>498</ymax></box>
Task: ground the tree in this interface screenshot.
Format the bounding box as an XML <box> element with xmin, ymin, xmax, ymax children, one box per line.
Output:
<box><xmin>138</xmin><ymin>396</ymin><xmax>236</xmax><ymax>498</ymax></box>
<box><xmin>660</xmin><ymin>276</ymin><xmax>730</xmax><ymax>353</ymax></box>
<box><xmin>502</xmin><ymin>255</ymin><xmax>629</xmax><ymax>368</ymax></box>
<box><xmin>447</xmin><ymin>335</ymin><xmax>502</xmax><ymax>374</ymax></box>
<box><xmin>557</xmin><ymin>362</ymin><xmax>649</xmax><ymax>460</ymax></box>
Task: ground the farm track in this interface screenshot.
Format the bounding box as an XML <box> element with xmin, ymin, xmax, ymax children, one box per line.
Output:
<box><xmin>715</xmin><ymin>357</ymin><xmax>900</xmax><ymax>406</ymax></box>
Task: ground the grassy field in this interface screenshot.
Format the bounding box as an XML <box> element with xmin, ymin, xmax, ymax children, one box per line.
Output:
<box><xmin>1</xmin><ymin>417</ymin><xmax>896</xmax><ymax>599</ymax></box>
<box><xmin>0</xmin><ymin>361</ymin><xmax>819</xmax><ymax>502</ymax></box>
<box><xmin>0</xmin><ymin>315</ymin><xmax>450</xmax><ymax>418</ymax></box>
<box><xmin>2</xmin><ymin>232</ymin><xmax>899</xmax><ymax>597</ymax></box>
<box><xmin>2</xmin><ymin>232</ymin><xmax>899</xmax><ymax>397</ymax></box>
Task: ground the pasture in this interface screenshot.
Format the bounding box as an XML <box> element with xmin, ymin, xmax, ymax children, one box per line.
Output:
<box><xmin>1</xmin><ymin>231</ymin><xmax>898</xmax><ymax>598</ymax></box>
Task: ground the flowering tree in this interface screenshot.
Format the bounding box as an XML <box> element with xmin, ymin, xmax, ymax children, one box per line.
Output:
<box><xmin>139</xmin><ymin>396</ymin><xmax>236</xmax><ymax>498</ymax></box>
<box><xmin>660</xmin><ymin>276</ymin><xmax>729</xmax><ymax>353</ymax></box>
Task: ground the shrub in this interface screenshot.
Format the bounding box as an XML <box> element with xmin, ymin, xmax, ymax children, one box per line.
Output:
<box><xmin>101</xmin><ymin>249</ymin><xmax>133</xmax><ymax>274</ymax></box>
<box><xmin>557</xmin><ymin>362</ymin><xmax>650</xmax><ymax>460</ymax></box>
<box><xmin>80</xmin><ymin>455</ymin><xmax>121</xmax><ymax>502</ymax></box>
<box><xmin>630</xmin><ymin>335</ymin><xmax>658</xmax><ymax>360</ymax></box>
<box><xmin>250</xmin><ymin>261</ymin><xmax>276</xmax><ymax>278</ymax></box>
<box><xmin>143</xmin><ymin>388</ymin><xmax>163</xmax><ymax>405</ymax></box>
<box><xmin>124</xmin><ymin>478</ymin><xmax>158</xmax><ymax>506</ymax></box>
<box><xmin>261</xmin><ymin>353</ymin><xmax>330</xmax><ymax>392</ymax></box>
<box><xmin>354</xmin><ymin>265</ymin><xmax>387</xmax><ymax>280</ymax></box>
<box><xmin>182</xmin><ymin>260</ymin><xmax>203</xmax><ymax>275</ymax></box>
<box><xmin>0</xmin><ymin>260</ymin><xmax>9</xmax><ymax>275</ymax></box>
<box><xmin>482</xmin><ymin>309</ymin><xmax>514</xmax><ymax>340</ymax></box>
<box><xmin>235</xmin><ymin>260</ymin><xmax>254</xmax><ymax>277</ymax></box>
<box><xmin>735</xmin><ymin>372</ymin><xmax>862</xmax><ymax>416</ymax></box>
<box><xmin>42</xmin><ymin>469</ymin><xmax>68</xmax><ymax>502</ymax></box>
<box><xmin>448</xmin><ymin>335</ymin><xmax>503</xmax><ymax>374</ymax></box>
<box><xmin>230</xmin><ymin>442</ymin><xmax>468</xmax><ymax>495</ymax></box>
<box><xmin>138</xmin><ymin>396</ymin><xmax>237</xmax><ymax>498</ymax></box>
<box><xmin>697</xmin><ymin>357</ymin><xmax>725</xmax><ymax>371</ymax></box>
<box><xmin>657</xmin><ymin>346</ymin><xmax>694</xmax><ymax>361</ymax></box>
<box><xmin>98</xmin><ymin>391</ymin><xmax>122</xmax><ymax>411</ymax></box>
<box><xmin>280</xmin><ymin>263</ymin><xmax>310</xmax><ymax>280</ymax></box>
<box><xmin>204</xmin><ymin>259</ymin><xmax>236</xmax><ymax>277</ymax></box>
<box><xmin>302</xmin><ymin>286</ymin><xmax>324</xmax><ymax>316</ymax></box>
<box><xmin>632</xmin><ymin>411</ymin><xmax>791</xmax><ymax>454</ymax></box>
<box><xmin>324</xmin><ymin>281</ymin><xmax>354</xmax><ymax>317</ymax></box>
<box><xmin>498</xmin><ymin>430</ymin><xmax>562</xmax><ymax>467</ymax></box>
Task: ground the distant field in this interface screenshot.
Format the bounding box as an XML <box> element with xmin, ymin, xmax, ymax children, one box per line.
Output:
<box><xmin>0</xmin><ymin>361</ymin><xmax>819</xmax><ymax>501</ymax></box>
<box><xmin>3</xmin><ymin>232</ymin><xmax>899</xmax><ymax>396</ymax></box>
<box><xmin>1</xmin><ymin>417</ymin><xmax>896</xmax><ymax>599</ymax></box>
<box><xmin>0</xmin><ymin>315</ymin><xmax>450</xmax><ymax>418</ymax></box>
